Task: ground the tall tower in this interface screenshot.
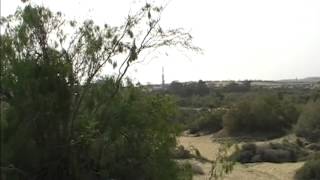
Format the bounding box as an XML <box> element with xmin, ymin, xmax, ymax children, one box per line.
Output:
<box><xmin>162</xmin><ymin>66</ymin><xmax>165</xmax><ymax>89</ymax></box>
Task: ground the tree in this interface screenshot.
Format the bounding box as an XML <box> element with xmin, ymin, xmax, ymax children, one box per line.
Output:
<box><xmin>0</xmin><ymin>2</ymin><xmax>199</xmax><ymax>179</ymax></box>
<box><xmin>76</xmin><ymin>79</ymin><xmax>181</xmax><ymax>180</ymax></box>
<box><xmin>168</xmin><ymin>81</ymin><xmax>185</xmax><ymax>96</ymax></box>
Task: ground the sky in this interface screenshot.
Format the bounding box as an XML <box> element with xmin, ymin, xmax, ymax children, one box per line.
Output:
<box><xmin>2</xmin><ymin>0</ymin><xmax>320</xmax><ymax>84</ymax></box>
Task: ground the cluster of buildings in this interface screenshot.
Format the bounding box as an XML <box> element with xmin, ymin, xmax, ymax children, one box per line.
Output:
<box><xmin>145</xmin><ymin>78</ymin><xmax>320</xmax><ymax>91</ymax></box>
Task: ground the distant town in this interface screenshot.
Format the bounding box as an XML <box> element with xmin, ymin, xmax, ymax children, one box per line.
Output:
<box><xmin>144</xmin><ymin>77</ymin><xmax>320</xmax><ymax>91</ymax></box>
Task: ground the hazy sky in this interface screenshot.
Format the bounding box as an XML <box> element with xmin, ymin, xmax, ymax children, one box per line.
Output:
<box><xmin>2</xmin><ymin>0</ymin><xmax>320</xmax><ymax>84</ymax></box>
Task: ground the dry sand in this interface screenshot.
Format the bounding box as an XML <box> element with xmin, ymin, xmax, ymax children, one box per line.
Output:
<box><xmin>178</xmin><ymin>135</ymin><xmax>304</xmax><ymax>180</ymax></box>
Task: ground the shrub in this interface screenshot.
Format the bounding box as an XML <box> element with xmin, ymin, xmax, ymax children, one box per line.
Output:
<box><xmin>223</xmin><ymin>95</ymin><xmax>299</xmax><ymax>135</ymax></box>
<box><xmin>189</xmin><ymin>108</ymin><xmax>226</xmax><ymax>133</ymax></box>
<box><xmin>173</xmin><ymin>145</ymin><xmax>192</xmax><ymax>159</ymax></box>
<box><xmin>295</xmin><ymin>154</ymin><xmax>320</xmax><ymax>180</ymax></box>
<box><xmin>177</xmin><ymin>162</ymin><xmax>193</xmax><ymax>180</ymax></box>
<box><xmin>174</xmin><ymin>108</ymin><xmax>202</xmax><ymax>131</ymax></box>
<box><xmin>261</xmin><ymin>149</ymin><xmax>292</xmax><ymax>163</ymax></box>
<box><xmin>81</xmin><ymin>85</ymin><xmax>182</xmax><ymax>180</ymax></box>
<box><xmin>295</xmin><ymin>101</ymin><xmax>320</xmax><ymax>142</ymax></box>
<box><xmin>230</xmin><ymin>142</ymin><xmax>308</xmax><ymax>163</ymax></box>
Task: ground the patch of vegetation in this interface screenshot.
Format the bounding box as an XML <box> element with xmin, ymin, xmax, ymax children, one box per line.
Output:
<box><xmin>295</xmin><ymin>153</ymin><xmax>320</xmax><ymax>180</ymax></box>
<box><xmin>0</xmin><ymin>3</ymin><xmax>199</xmax><ymax>179</ymax></box>
<box><xmin>177</xmin><ymin>162</ymin><xmax>193</xmax><ymax>180</ymax></box>
<box><xmin>209</xmin><ymin>143</ymin><xmax>235</xmax><ymax>180</ymax></box>
<box><xmin>174</xmin><ymin>108</ymin><xmax>203</xmax><ymax>131</ymax></box>
<box><xmin>230</xmin><ymin>142</ymin><xmax>308</xmax><ymax>163</ymax></box>
<box><xmin>173</xmin><ymin>145</ymin><xmax>193</xmax><ymax>159</ymax></box>
<box><xmin>295</xmin><ymin>101</ymin><xmax>320</xmax><ymax>142</ymax></box>
<box><xmin>223</xmin><ymin>95</ymin><xmax>299</xmax><ymax>135</ymax></box>
<box><xmin>189</xmin><ymin>108</ymin><xmax>226</xmax><ymax>134</ymax></box>
<box><xmin>173</xmin><ymin>145</ymin><xmax>212</xmax><ymax>163</ymax></box>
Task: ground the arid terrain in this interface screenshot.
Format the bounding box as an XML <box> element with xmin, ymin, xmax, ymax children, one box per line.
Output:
<box><xmin>178</xmin><ymin>134</ymin><xmax>304</xmax><ymax>180</ymax></box>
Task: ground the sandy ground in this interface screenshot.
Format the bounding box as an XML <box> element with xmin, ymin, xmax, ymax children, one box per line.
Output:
<box><xmin>178</xmin><ymin>135</ymin><xmax>304</xmax><ymax>180</ymax></box>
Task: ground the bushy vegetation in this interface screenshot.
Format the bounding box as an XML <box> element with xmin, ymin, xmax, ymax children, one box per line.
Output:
<box><xmin>295</xmin><ymin>101</ymin><xmax>320</xmax><ymax>142</ymax></box>
<box><xmin>223</xmin><ymin>95</ymin><xmax>299</xmax><ymax>135</ymax></box>
<box><xmin>174</xmin><ymin>108</ymin><xmax>203</xmax><ymax>130</ymax></box>
<box><xmin>167</xmin><ymin>80</ymin><xmax>210</xmax><ymax>97</ymax></box>
<box><xmin>295</xmin><ymin>154</ymin><xmax>320</xmax><ymax>180</ymax></box>
<box><xmin>0</xmin><ymin>3</ymin><xmax>198</xmax><ymax>180</ymax></box>
<box><xmin>80</xmin><ymin>81</ymin><xmax>181</xmax><ymax>179</ymax></box>
<box><xmin>230</xmin><ymin>142</ymin><xmax>308</xmax><ymax>163</ymax></box>
<box><xmin>189</xmin><ymin>108</ymin><xmax>226</xmax><ymax>134</ymax></box>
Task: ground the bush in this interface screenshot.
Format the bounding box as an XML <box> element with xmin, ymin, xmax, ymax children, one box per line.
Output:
<box><xmin>261</xmin><ymin>149</ymin><xmax>293</xmax><ymax>163</ymax></box>
<box><xmin>80</xmin><ymin>84</ymin><xmax>182</xmax><ymax>180</ymax></box>
<box><xmin>223</xmin><ymin>95</ymin><xmax>299</xmax><ymax>135</ymax></box>
<box><xmin>295</xmin><ymin>101</ymin><xmax>320</xmax><ymax>142</ymax></box>
<box><xmin>177</xmin><ymin>162</ymin><xmax>193</xmax><ymax>180</ymax></box>
<box><xmin>189</xmin><ymin>108</ymin><xmax>226</xmax><ymax>134</ymax></box>
<box><xmin>295</xmin><ymin>154</ymin><xmax>320</xmax><ymax>180</ymax></box>
<box><xmin>173</xmin><ymin>145</ymin><xmax>193</xmax><ymax>159</ymax></box>
<box><xmin>174</xmin><ymin>108</ymin><xmax>202</xmax><ymax>131</ymax></box>
<box><xmin>230</xmin><ymin>142</ymin><xmax>308</xmax><ymax>163</ymax></box>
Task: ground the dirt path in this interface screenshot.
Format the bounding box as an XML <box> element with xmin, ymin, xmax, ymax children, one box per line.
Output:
<box><xmin>178</xmin><ymin>135</ymin><xmax>304</xmax><ymax>180</ymax></box>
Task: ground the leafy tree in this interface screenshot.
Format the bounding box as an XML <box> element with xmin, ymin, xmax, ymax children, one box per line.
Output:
<box><xmin>75</xmin><ymin>79</ymin><xmax>181</xmax><ymax>180</ymax></box>
<box><xmin>168</xmin><ymin>81</ymin><xmax>185</xmax><ymax>96</ymax></box>
<box><xmin>0</xmin><ymin>2</ymin><xmax>198</xmax><ymax>179</ymax></box>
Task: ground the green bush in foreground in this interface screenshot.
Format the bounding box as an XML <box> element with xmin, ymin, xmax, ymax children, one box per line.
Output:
<box><xmin>0</xmin><ymin>2</ymin><xmax>198</xmax><ymax>179</ymax></box>
<box><xmin>295</xmin><ymin>154</ymin><xmax>320</xmax><ymax>180</ymax></box>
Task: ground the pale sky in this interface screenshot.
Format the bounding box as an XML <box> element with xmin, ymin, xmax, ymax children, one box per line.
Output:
<box><xmin>2</xmin><ymin>0</ymin><xmax>320</xmax><ymax>84</ymax></box>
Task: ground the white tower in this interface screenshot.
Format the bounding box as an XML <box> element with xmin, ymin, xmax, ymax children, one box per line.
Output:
<box><xmin>162</xmin><ymin>67</ymin><xmax>165</xmax><ymax>89</ymax></box>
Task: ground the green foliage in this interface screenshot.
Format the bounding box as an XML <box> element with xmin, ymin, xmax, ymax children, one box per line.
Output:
<box><xmin>1</xmin><ymin>3</ymin><xmax>198</xmax><ymax>180</ymax></box>
<box><xmin>209</xmin><ymin>143</ymin><xmax>235</xmax><ymax>180</ymax></box>
<box><xmin>177</xmin><ymin>162</ymin><xmax>193</xmax><ymax>180</ymax></box>
<box><xmin>295</xmin><ymin>101</ymin><xmax>320</xmax><ymax>142</ymax></box>
<box><xmin>167</xmin><ymin>80</ymin><xmax>210</xmax><ymax>97</ymax></box>
<box><xmin>222</xmin><ymin>81</ymin><xmax>251</xmax><ymax>93</ymax></box>
<box><xmin>189</xmin><ymin>108</ymin><xmax>226</xmax><ymax>134</ymax></box>
<box><xmin>178</xmin><ymin>94</ymin><xmax>224</xmax><ymax>108</ymax></box>
<box><xmin>74</xmin><ymin>80</ymin><xmax>181</xmax><ymax>180</ymax></box>
<box><xmin>295</xmin><ymin>154</ymin><xmax>320</xmax><ymax>180</ymax></box>
<box><xmin>174</xmin><ymin>108</ymin><xmax>203</xmax><ymax>130</ymax></box>
<box><xmin>223</xmin><ymin>95</ymin><xmax>299</xmax><ymax>135</ymax></box>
